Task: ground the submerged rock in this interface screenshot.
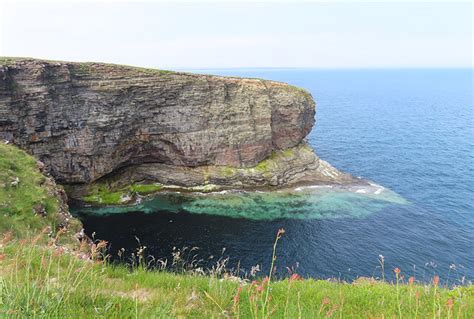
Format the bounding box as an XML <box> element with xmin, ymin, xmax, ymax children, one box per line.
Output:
<box><xmin>0</xmin><ymin>57</ymin><xmax>358</xmax><ymax>201</ymax></box>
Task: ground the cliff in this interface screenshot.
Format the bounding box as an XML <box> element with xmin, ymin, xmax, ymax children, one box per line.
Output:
<box><xmin>0</xmin><ymin>58</ymin><xmax>355</xmax><ymax>200</ymax></box>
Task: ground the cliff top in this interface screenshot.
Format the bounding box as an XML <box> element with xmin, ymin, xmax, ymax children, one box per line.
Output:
<box><xmin>0</xmin><ymin>56</ymin><xmax>311</xmax><ymax>97</ymax></box>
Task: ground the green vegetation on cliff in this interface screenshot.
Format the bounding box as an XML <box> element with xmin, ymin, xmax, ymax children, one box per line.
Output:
<box><xmin>82</xmin><ymin>183</ymin><xmax>163</xmax><ymax>205</ymax></box>
<box><xmin>79</xmin><ymin>145</ymin><xmax>316</xmax><ymax>205</ymax></box>
<box><xmin>0</xmin><ymin>143</ymin><xmax>80</xmax><ymax>236</ymax></box>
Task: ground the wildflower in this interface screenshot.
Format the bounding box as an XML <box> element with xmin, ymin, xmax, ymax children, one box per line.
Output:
<box><xmin>53</xmin><ymin>247</ymin><xmax>64</xmax><ymax>257</ymax></box>
<box><xmin>415</xmin><ymin>290</ymin><xmax>422</xmax><ymax>300</ymax></box>
<box><xmin>233</xmin><ymin>286</ymin><xmax>242</xmax><ymax>305</ymax></box>
<box><xmin>250</xmin><ymin>265</ymin><xmax>261</xmax><ymax>277</ymax></box>
<box><xmin>378</xmin><ymin>255</ymin><xmax>385</xmax><ymax>281</ymax></box>
<box><xmin>57</xmin><ymin>227</ymin><xmax>67</xmax><ymax>236</ymax></box>
<box><xmin>1</xmin><ymin>231</ymin><xmax>13</xmax><ymax>245</ymax></box>
<box><xmin>433</xmin><ymin>275</ymin><xmax>439</xmax><ymax>286</ymax></box>
<box><xmin>409</xmin><ymin>276</ymin><xmax>415</xmax><ymax>285</ymax></box>
<box><xmin>262</xmin><ymin>276</ymin><xmax>270</xmax><ymax>286</ymax></box>
<box><xmin>393</xmin><ymin>268</ymin><xmax>401</xmax><ymax>275</ymax></box>
<box><xmin>32</xmin><ymin>233</ymin><xmax>43</xmax><ymax>245</ymax></box>
<box><xmin>277</xmin><ymin>228</ymin><xmax>285</xmax><ymax>239</ymax></box>
<box><xmin>326</xmin><ymin>304</ymin><xmax>338</xmax><ymax>318</ymax></box>
<box><xmin>289</xmin><ymin>273</ymin><xmax>302</xmax><ymax>282</ymax></box>
<box><xmin>322</xmin><ymin>297</ymin><xmax>330</xmax><ymax>306</ymax></box>
<box><xmin>446</xmin><ymin>298</ymin><xmax>453</xmax><ymax>310</ymax></box>
<box><xmin>96</xmin><ymin>240</ymin><xmax>108</xmax><ymax>250</ymax></box>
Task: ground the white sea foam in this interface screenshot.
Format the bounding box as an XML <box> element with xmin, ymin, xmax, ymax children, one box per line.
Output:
<box><xmin>374</xmin><ymin>188</ymin><xmax>383</xmax><ymax>195</ymax></box>
<box><xmin>294</xmin><ymin>185</ymin><xmax>333</xmax><ymax>192</ymax></box>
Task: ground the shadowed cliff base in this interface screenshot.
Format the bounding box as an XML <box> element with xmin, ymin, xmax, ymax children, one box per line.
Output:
<box><xmin>68</xmin><ymin>143</ymin><xmax>362</xmax><ymax>205</ymax></box>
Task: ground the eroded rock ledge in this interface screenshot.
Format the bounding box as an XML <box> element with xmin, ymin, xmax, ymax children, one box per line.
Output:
<box><xmin>0</xmin><ymin>57</ymin><xmax>357</xmax><ymax>202</ymax></box>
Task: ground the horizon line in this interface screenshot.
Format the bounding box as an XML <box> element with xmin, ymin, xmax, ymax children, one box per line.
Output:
<box><xmin>1</xmin><ymin>56</ymin><xmax>472</xmax><ymax>71</ymax></box>
<box><xmin>177</xmin><ymin>66</ymin><xmax>474</xmax><ymax>71</ymax></box>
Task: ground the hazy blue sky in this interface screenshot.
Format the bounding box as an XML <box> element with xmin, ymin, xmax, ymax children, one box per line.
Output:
<box><xmin>1</xmin><ymin>1</ymin><xmax>472</xmax><ymax>69</ymax></box>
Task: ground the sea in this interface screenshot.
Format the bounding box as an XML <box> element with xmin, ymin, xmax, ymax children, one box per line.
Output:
<box><xmin>73</xmin><ymin>69</ymin><xmax>473</xmax><ymax>284</ymax></box>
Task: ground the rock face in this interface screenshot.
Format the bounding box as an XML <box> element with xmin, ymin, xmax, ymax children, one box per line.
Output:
<box><xmin>0</xmin><ymin>58</ymin><xmax>355</xmax><ymax>195</ymax></box>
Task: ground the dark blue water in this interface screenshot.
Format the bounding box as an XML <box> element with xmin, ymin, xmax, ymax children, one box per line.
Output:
<box><xmin>75</xmin><ymin>69</ymin><xmax>473</xmax><ymax>284</ymax></box>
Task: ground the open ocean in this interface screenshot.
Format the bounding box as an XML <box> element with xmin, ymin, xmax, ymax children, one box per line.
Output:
<box><xmin>74</xmin><ymin>69</ymin><xmax>473</xmax><ymax>284</ymax></box>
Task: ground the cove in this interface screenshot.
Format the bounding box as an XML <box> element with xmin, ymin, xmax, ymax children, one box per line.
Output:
<box><xmin>71</xmin><ymin>184</ymin><xmax>411</xmax><ymax>280</ymax></box>
<box><xmin>70</xmin><ymin>68</ymin><xmax>474</xmax><ymax>284</ymax></box>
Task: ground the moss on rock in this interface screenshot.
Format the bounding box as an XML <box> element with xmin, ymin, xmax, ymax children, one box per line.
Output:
<box><xmin>82</xmin><ymin>182</ymin><xmax>164</xmax><ymax>205</ymax></box>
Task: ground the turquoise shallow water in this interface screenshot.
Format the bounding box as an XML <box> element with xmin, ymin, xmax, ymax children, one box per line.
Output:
<box><xmin>77</xmin><ymin>184</ymin><xmax>407</xmax><ymax>220</ymax></box>
<box><xmin>73</xmin><ymin>69</ymin><xmax>473</xmax><ymax>283</ymax></box>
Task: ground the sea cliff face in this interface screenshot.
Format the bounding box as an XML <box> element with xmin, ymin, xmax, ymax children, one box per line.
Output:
<box><xmin>0</xmin><ymin>58</ymin><xmax>355</xmax><ymax>200</ymax></box>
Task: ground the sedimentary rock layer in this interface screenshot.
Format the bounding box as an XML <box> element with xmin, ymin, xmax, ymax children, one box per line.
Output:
<box><xmin>0</xmin><ymin>57</ymin><xmax>355</xmax><ymax>193</ymax></box>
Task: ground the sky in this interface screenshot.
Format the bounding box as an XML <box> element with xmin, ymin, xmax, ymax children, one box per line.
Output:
<box><xmin>0</xmin><ymin>1</ymin><xmax>472</xmax><ymax>69</ymax></box>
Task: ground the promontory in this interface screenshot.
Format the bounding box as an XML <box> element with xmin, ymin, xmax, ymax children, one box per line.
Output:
<box><xmin>0</xmin><ymin>58</ymin><xmax>357</xmax><ymax>202</ymax></box>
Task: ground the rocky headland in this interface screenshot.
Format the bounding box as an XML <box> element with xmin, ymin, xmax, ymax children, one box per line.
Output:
<box><xmin>0</xmin><ymin>57</ymin><xmax>358</xmax><ymax>203</ymax></box>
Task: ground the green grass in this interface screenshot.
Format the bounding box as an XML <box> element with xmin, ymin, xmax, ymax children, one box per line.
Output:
<box><xmin>0</xmin><ymin>232</ymin><xmax>472</xmax><ymax>318</ymax></box>
<box><xmin>0</xmin><ymin>57</ymin><xmax>26</xmax><ymax>66</ymax></box>
<box><xmin>82</xmin><ymin>182</ymin><xmax>163</xmax><ymax>205</ymax></box>
<box><xmin>0</xmin><ymin>143</ymin><xmax>63</xmax><ymax>236</ymax></box>
<box><xmin>82</xmin><ymin>190</ymin><xmax>125</xmax><ymax>205</ymax></box>
<box><xmin>129</xmin><ymin>183</ymin><xmax>163</xmax><ymax>194</ymax></box>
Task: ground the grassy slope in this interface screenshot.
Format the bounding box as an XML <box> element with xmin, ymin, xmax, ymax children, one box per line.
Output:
<box><xmin>0</xmin><ymin>237</ymin><xmax>473</xmax><ymax>318</ymax></box>
<box><xmin>0</xmin><ymin>143</ymin><xmax>473</xmax><ymax>317</ymax></box>
<box><xmin>0</xmin><ymin>143</ymin><xmax>81</xmax><ymax>236</ymax></box>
